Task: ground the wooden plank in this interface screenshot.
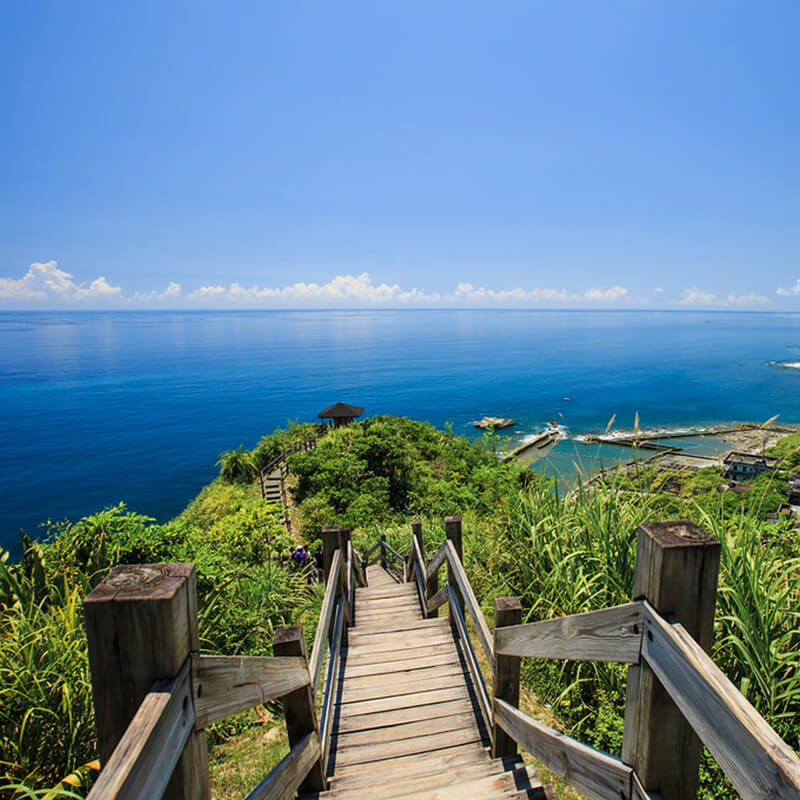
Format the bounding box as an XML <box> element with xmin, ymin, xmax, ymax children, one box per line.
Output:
<box><xmin>84</xmin><ymin>563</ymin><xmax>208</xmax><ymax>800</ymax></box>
<box><xmin>355</xmin><ymin>595</ymin><xmax>420</xmax><ymax>608</ymax></box>
<box><xmin>449</xmin><ymin>586</ymin><xmax>492</xmax><ymax>734</ymax></box>
<box><xmin>87</xmin><ymin>660</ymin><xmax>194</xmax><ymax>800</ymax></box>
<box><xmin>192</xmin><ymin>654</ymin><xmax>309</xmax><ymax>728</ymax></box>
<box><xmin>412</xmin><ymin>534</ymin><xmax>428</xmax><ymax>616</ymax></box>
<box><xmin>341</xmin><ymin>662</ymin><xmax>466</xmax><ymax>691</ymax></box>
<box><xmin>631</xmin><ymin>772</ymin><xmax>663</xmax><ymax>800</ymax></box>
<box><xmin>494</xmin><ymin>698</ymin><xmax>632</xmax><ymax>800</ymax></box>
<box><xmin>245</xmin><ymin>731</ymin><xmax>321</xmax><ymax>800</ymax></box>
<box><xmin>335</xmin><ymin>711</ymin><xmax>481</xmax><ymax>749</ymax></box>
<box><xmin>327</xmin><ymin>762</ymin><xmax>501</xmax><ymax>797</ymax></box>
<box><xmin>641</xmin><ymin>601</ymin><xmax>800</xmax><ymax>800</ymax></box>
<box><xmin>445</xmin><ymin>539</ymin><xmax>495</xmax><ymax>672</ymax></box>
<box><xmin>335</xmin><ymin>698</ymin><xmax>476</xmax><ymax>733</ymax></box>
<box><xmin>622</xmin><ymin>521</ymin><xmax>721</xmax><ymax>800</ymax></box>
<box><xmin>344</xmin><ymin>650</ymin><xmax>462</xmax><ymax>679</ymax></box>
<box><xmin>339</xmin><ymin>672</ymin><xmax>467</xmax><ymax>704</ymax></box>
<box><xmin>383</xmin><ymin>541</ymin><xmax>405</xmax><ymax>563</ymax></box>
<box><xmin>328</xmin><ymin>744</ymin><xmax>490</xmax><ymax>786</ymax></box>
<box><xmin>345</xmin><ymin>630</ymin><xmax>455</xmax><ymax>655</ymax></box>
<box><xmin>495</xmin><ymin>602</ymin><xmax>644</xmax><ymax>663</ymax></box>
<box><xmin>426</xmin><ymin>540</ymin><xmax>448</xmax><ymax>579</ymax></box>
<box><xmin>319</xmin><ymin>598</ymin><xmax>344</xmax><ymax>767</ymax></box>
<box><xmin>331</xmin><ymin>727</ymin><xmax>483</xmax><ymax>767</ymax></box>
<box><xmin>493</xmin><ymin>596</ymin><xmax>522</xmax><ymax>758</ymax></box>
<box><xmin>333</xmin><ymin>765</ymin><xmax>543</xmax><ymax>800</ymax></box>
<box><xmin>354</xmin><ymin>606</ymin><xmax>421</xmax><ymax>620</ymax></box>
<box><xmin>335</xmin><ymin>685</ymin><xmax>473</xmax><ymax>716</ymax></box>
<box><xmin>309</xmin><ymin>549</ymin><xmax>341</xmax><ymax>695</ymax></box>
<box><xmin>272</xmin><ymin>626</ymin><xmax>325</xmax><ymax>794</ymax></box>
<box><xmin>348</xmin><ymin>617</ymin><xmax>449</xmax><ymax>637</ymax></box>
<box><xmin>426</xmin><ymin>584</ymin><xmax>449</xmax><ymax>614</ymax></box>
<box><xmin>345</xmin><ymin>640</ymin><xmax>457</xmax><ymax>667</ymax></box>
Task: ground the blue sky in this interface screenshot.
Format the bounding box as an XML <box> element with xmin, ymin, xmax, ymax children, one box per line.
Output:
<box><xmin>1</xmin><ymin>1</ymin><xmax>799</xmax><ymax>308</ymax></box>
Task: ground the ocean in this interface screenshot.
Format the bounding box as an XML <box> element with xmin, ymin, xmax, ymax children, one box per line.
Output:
<box><xmin>2</xmin><ymin>309</ymin><xmax>800</xmax><ymax>555</ymax></box>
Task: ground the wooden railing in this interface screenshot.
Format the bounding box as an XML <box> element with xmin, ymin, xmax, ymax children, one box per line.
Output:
<box><xmin>83</xmin><ymin>516</ymin><xmax>800</xmax><ymax>800</ymax></box>
<box><xmin>259</xmin><ymin>429</ymin><xmax>326</xmax><ymax>502</ymax></box>
<box><xmin>404</xmin><ymin>516</ymin><xmax>800</xmax><ymax>800</ymax></box>
<box><xmin>83</xmin><ymin>524</ymin><xmax>363</xmax><ymax>800</ymax></box>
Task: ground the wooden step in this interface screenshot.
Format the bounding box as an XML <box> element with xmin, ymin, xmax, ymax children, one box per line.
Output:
<box><xmin>344</xmin><ymin>630</ymin><xmax>455</xmax><ymax>656</ymax></box>
<box><xmin>334</xmin><ymin>684</ymin><xmax>474</xmax><ymax>716</ymax></box>
<box><xmin>343</xmin><ymin>650</ymin><xmax>462</xmax><ymax>679</ymax></box>
<box><xmin>344</xmin><ymin>639</ymin><xmax>458</xmax><ymax>667</ymax></box>
<box><xmin>336</xmin><ymin>697</ymin><xmax>477</xmax><ymax>733</ymax></box>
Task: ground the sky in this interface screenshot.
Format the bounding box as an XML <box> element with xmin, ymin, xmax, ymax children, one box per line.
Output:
<box><xmin>1</xmin><ymin>1</ymin><xmax>799</xmax><ymax>309</ymax></box>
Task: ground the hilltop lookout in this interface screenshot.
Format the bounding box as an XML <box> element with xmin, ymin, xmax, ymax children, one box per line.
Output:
<box><xmin>318</xmin><ymin>401</ymin><xmax>364</xmax><ymax>428</ymax></box>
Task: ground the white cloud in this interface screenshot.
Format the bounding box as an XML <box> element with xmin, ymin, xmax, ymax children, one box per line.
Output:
<box><xmin>453</xmin><ymin>282</ymin><xmax>628</xmax><ymax>304</ymax></box>
<box><xmin>679</xmin><ymin>286</ymin><xmax>767</xmax><ymax>306</ymax></box>
<box><xmin>0</xmin><ymin>261</ymin><xmax>122</xmax><ymax>303</ymax></box>
<box><xmin>133</xmin><ymin>282</ymin><xmax>182</xmax><ymax>303</ymax></box>
<box><xmin>777</xmin><ymin>279</ymin><xmax>800</xmax><ymax>296</ymax></box>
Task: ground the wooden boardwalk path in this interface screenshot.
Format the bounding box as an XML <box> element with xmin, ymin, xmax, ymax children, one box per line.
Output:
<box><xmin>303</xmin><ymin>565</ymin><xmax>549</xmax><ymax>799</ymax></box>
<box><xmin>83</xmin><ymin>518</ymin><xmax>800</xmax><ymax>800</ymax></box>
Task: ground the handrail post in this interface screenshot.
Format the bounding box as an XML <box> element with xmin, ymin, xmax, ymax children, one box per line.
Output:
<box><xmin>380</xmin><ymin>533</ymin><xmax>387</xmax><ymax>569</ymax></box>
<box><xmin>621</xmin><ymin>521</ymin><xmax>721</xmax><ymax>799</ymax></box>
<box><xmin>445</xmin><ymin>515</ymin><xmax>464</xmax><ymax>627</ymax></box>
<box><xmin>492</xmin><ymin>597</ymin><xmax>522</xmax><ymax>758</ymax></box>
<box><xmin>84</xmin><ymin>563</ymin><xmax>210</xmax><ymax>800</ymax></box>
<box><xmin>321</xmin><ymin>526</ymin><xmax>340</xmax><ymax>583</ymax></box>
<box><xmin>410</xmin><ymin>520</ymin><xmax>422</xmax><ymax>585</ymax></box>
<box><xmin>273</xmin><ymin>626</ymin><xmax>326</xmax><ymax>794</ymax></box>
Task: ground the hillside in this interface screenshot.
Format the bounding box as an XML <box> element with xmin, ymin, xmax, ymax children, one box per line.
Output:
<box><xmin>1</xmin><ymin>418</ymin><xmax>799</xmax><ymax>798</ymax></box>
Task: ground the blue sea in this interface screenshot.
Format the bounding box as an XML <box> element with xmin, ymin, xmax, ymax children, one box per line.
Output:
<box><xmin>2</xmin><ymin>310</ymin><xmax>800</xmax><ymax>556</ymax></box>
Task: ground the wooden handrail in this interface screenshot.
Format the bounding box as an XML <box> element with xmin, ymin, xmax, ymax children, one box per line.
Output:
<box><xmin>87</xmin><ymin>660</ymin><xmax>194</xmax><ymax>800</ymax></box>
<box><xmin>245</xmin><ymin>731</ymin><xmax>322</xmax><ymax>800</ymax></box>
<box><xmin>382</xmin><ymin>540</ymin><xmax>405</xmax><ymax>563</ymax></box>
<box><xmin>309</xmin><ymin>549</ymin><xmax>342</xmax><ymax>695</ymax></box>
<box><xmin>319</xmin><ymin>598</ymin><xmax>344</xmax><ymax>766</ymax></box>
<box><xmin>494</xmin><ymin>602</ymin><xmax>644</xmax><ymax>664</ymax></box>
<box><xmin>449</xmin><ymin>585</ymin><xmax>492</xmax><ymax>734</ymax></box>
<box><xmin>192</xmin><ymin>655</ymin><xmax>310</xmax><ymax>728</ymax></box>
<box><xmin>494</xmin><ymin>698</ymin><xmax>633</xmax><ymax>800</ymax></box>
<box><xmin>641</xmin><ymin>601</ymin><xmax>800</xmax><ymax>799</ymax></box>
<box><xmin>444</xmin><ymin>539</ymin><xmax>495</xmax><ymax>672</ymax></box>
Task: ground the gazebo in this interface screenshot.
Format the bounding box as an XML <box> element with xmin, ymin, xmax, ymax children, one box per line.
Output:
<box><xmin>318</xmin><ymin>402</ymin><xmax>364</xmax><ymax>428</ymax></box>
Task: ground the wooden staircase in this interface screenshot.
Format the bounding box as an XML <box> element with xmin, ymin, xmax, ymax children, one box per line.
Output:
<box><xmin>302</xmin><ymin>565</ymin><xmax>553</xmax><ymax>799</ymax></box>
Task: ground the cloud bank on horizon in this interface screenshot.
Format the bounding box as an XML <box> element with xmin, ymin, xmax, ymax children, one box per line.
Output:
<box><xmin>0</xmin><ymin>260</ymin><xmax>786</xmax><ymax>310</ymax></box>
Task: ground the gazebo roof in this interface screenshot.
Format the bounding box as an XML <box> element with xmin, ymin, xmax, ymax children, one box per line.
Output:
<box><xmin>318</xmin><ymin>402</ymin><xmax>364</xmax><ymax>419</ymax></box>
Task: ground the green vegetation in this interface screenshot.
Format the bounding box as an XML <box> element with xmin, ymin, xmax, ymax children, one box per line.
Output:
<box><xmin>1</xmin><ymin>417</ymin><xmax>799</xmax><ymax>799</ymax></box>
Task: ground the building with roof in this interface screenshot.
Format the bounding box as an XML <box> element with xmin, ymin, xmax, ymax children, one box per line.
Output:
<box><xmin>723</xmin><ymin>451</ymin><xmax>779</xmax><ymax>481</ymax></box>
<box><xmin>318</xmin><ymin>402</ymin><xmax>364</xmax><ymax>428</ymax></box>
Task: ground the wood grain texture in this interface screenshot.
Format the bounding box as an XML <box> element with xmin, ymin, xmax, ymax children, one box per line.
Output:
<box><xmin>192</xmin><ymin>654</ymin><xmax>309</xmax><ymax>728</ymax></box>
<box><xmin>641</xmin><ymin>602</ymin><xmax>800</xmax><ymax>800</ymax></box>
<box><xmin>622</xmin><ymin>520</ymin><xmax>721</xmax><ymax>800</ymax></box>
<box><xmin>412</xmin><ymin>534</ymin><xmax>428</xmax><ymax>617</ymax></box>
<box><xmin>492</xmin><ymin>597</ymin><xmax>522</xmax><ymax>758</ymax></box>
<box><xmin>309</xmin><ymin>549</ymin><xmax>341</xmax><ymax>695</ymax></box>
<box><xmin>445</xmin><ymin>539</ymin><xmax>495</xmax><ymax>671</ymax></box>
<box><xmin>335</xmin><ymin>698</ymin><xmax>475</xmax><ymax>733</ymax></box>
<box><xmin>494</xmin><ymin>698</ymin><xmax>632</xmax><ymax>800</ymax></box>
<box><xmin>272</xmin><ymin>626</ymin><xmax>325</xmax><ymax>794</ymax></box>
<box><xmin>84</xmin><ymin>563</ymin><xmax>208</xmax><ymax>800</ymax></box>
<box><xmin>426</xmin><ymin>540</ymin><xmax>448</xmax><ymax>580</ymax></box>
<box><xmin>426</xmin><ymin>584</ymin><xmax>449</xmax><ymax>614</ymax></box>
<box><xmin>495</xmin><ymin>602</ymin><xmax>644</xmax><ymax>663</ymax></box>
<box><xmin>86</xmin><ymin>660</ymin><xmax>194</xmax><ymax>800</ymax></box>
<box><xmin>245</xmin><ymin>731</ymin><xmax>321</xmax><ymax>800</ymax></box>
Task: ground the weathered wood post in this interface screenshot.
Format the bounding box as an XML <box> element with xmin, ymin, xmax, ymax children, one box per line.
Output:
<box><xmin>321</xmin><ymin>526</ymin><xmax>340</xmax><ymax>582</ymax></box>
<box><xmin>380</xmin><ymin>533</ymin><xmax>387</xmax><ymax>570</ymax></box>
<box><xmin>492</xmin><ymin>597</ymin><xmax>522</xmax><ymax>758</ymax></box>
<box><xmin>622</xmin><ymin>521</ymin><xmax>721</xmax><ymax>799</ymax></box>
<box><xmin>273</xmin><ymin>626</ymin><xmax>326</xmax><ymax>794</ymax></box>
<box><xmin>84</xmin><ymin>563</ymin><xmax>210</xmax><ymax>799</ymax></box>
<box><xmin>445</xmin><ymin>515</ymin><xmax>464</xmax><ymax>626</ymax></box>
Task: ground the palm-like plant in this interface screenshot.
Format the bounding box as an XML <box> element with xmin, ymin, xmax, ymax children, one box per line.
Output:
<box><xmin>216</xmin><ymin>445</ymin><xmax>257</xmax><ymax>483</ymax></box>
